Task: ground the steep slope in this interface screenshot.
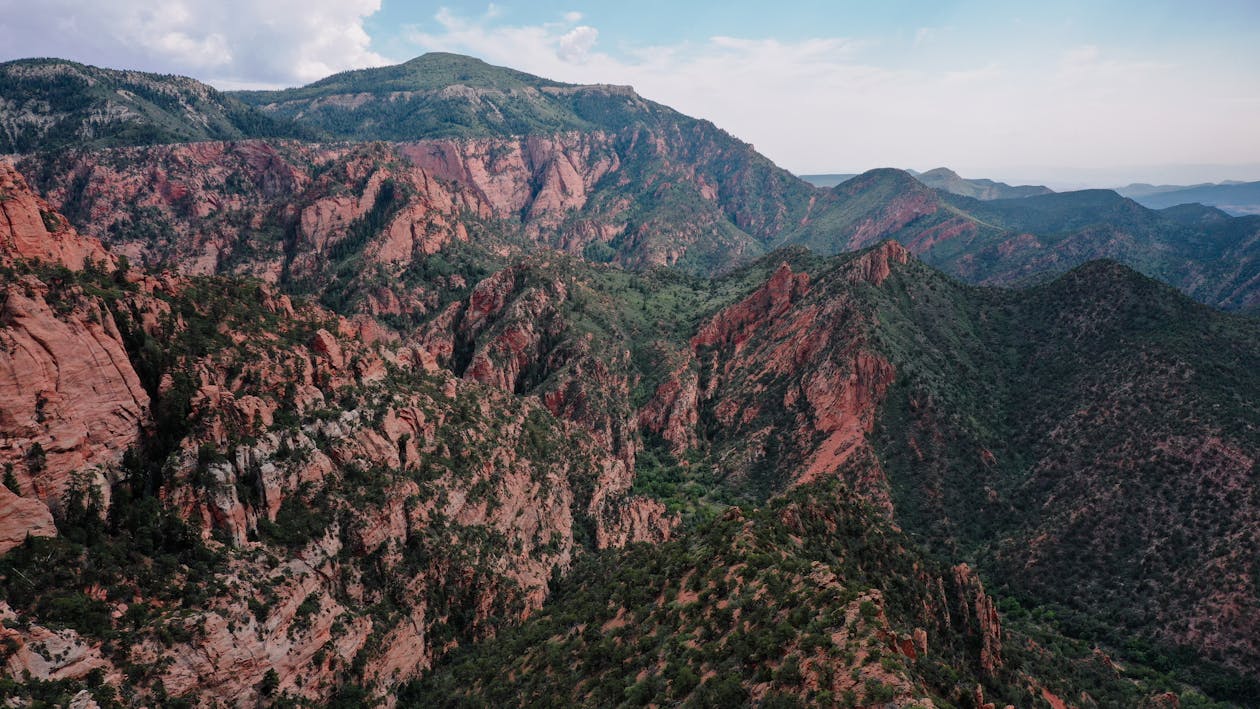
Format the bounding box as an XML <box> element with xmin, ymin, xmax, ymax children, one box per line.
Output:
<box><xmin>411</xmin><ymin>479</ymin><xmax>1119</xmax><ymax>708</ymax></box>
<box><xmin>17</xmin><ymin>121</ymin><xmax>808</xmax><ymax>284</ymax></box>
<box><xmin>0</xmin><ymin>59</ymin><xmax>307</xmax><ymax>153</ymax></box>
<box><xmin>0</xmin><ymin>163</ymin><xmax>141</xmax><ymax>553</ymax></box>
<box><xmin>0</xmin><ymin>189</ymin><xmax>671</xmax><ymax>705</ymax></box>
<box><xmin>619</xmin><ymin>243</ymin><xmax>1260</xmax><ymax>702</ymax></box>
<box><xmin>863</xmin><ymin>257</ymin><xmax>1260</xmax><ymax>700</ymax></box>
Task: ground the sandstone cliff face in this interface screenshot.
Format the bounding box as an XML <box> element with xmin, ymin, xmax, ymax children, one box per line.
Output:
<box><xmin>0</xmin><ymin>485</ymin><xmax>55</xmax><ymax>552</ymax></box>
<box><xmin>950</xmin><ymin>563</ymin><xmax>1004</xmax><ymax>678</ymax></box>
<box><xmin>0</xmin><ymin>162</ymin><xmax>114</xmax><ymax>270</ymax></box>
<box><xmin>0</xmin><ymin>279</ymin><xmax>149</xmax><ymax>533</ymax></box>
<box><xmin>0</xmin><ymin>172</ymin><xmax>147</xmax><ymax>552</ymax></box>
<box><xmin>641</xmin><ymin>245</ymin><xmax>907</xmax><ymax>504</ymax></box>
<box><xmin>0</xmin><ymin>246</ymin><xmax>675</xmax><ymax>704</ymax></box>
<box><xmin>20</xmin><ymin>141</ymin><xmax>487</xmax><ymax>292</ymax></box>
<box><xmin>19</xmin><ymin>124</ymin><xmax>812</xmax><ymax>293</ymax></box>
<box><xmin>398</xmin><ymin>133</ymin><xmax>622</xmax><ymax>233</ymax></box>
<box><xmin>415</xmin><ymin>258</ymin><xmax>674</xmax><ymax>549</ymax></box>
<box><xmin>19</xmin><ymin>142</ymin><xmax>305</xmax><ymax>277</ymax></box>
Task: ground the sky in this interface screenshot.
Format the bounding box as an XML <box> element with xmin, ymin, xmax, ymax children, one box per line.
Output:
<box><xmin>1</xmin><ymin>0</ymin><xmax>1258</xmax><ymax>186</ymax></box>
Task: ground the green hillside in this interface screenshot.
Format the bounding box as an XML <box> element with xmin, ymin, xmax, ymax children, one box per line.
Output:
<box><xmin>0</xmin><ymin>58</ymin><xmax>309</xmax><ymax>152</ymax></box>
<box><xmin>231</xmin><ymin>53</ymin><xmax>681</xmax><ymax>140</ymax></box>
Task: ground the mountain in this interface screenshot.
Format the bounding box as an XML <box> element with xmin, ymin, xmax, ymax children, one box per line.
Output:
<box><xmin>4</xmin><ymin>177</ymin><xmax>1249</xmax><ymax>703</ymax></box>
<box><xmin>865</xmin><ymin>255</ymin><xmax>1260</xmax><ymax>698</ymax></box>
<box><xmin>1</xmin><ymin>52</ymin><xmax>1259</xmax><ymax>707</ymax></box>
<box><xmin>781</xmin><ymin>170</ymin><xmax>1260</xmax><ymax>311</ymax></box>
<box><xmin>1118</xmin><ymin>180</ymin><xmax>1260</xmax><ymax>216</ymax></box>
<box><xmin>800</xmin><ymin>168</ymin><xmax>1053</xmax><ymax>199</ymax></box>
<box><xmin>0</xmin><ymin>58</ymin><xmax>309</xmax><ymax>153</ymax></box>
<box><xmin>7</xmin><ymin>54</ymin><xmax>1260</xmax><ymax>313</ymax></box>
<box><xmin>913</xmin><ymin>166</ymin><xmax>1054</xmax><ymax>200</ymax></box>
<box><xmin>0</xmin><ymin>169</ymin><xmax>673</xmax><ymax>705</ymax></box>
<box><xmin>230</xmin><ymin>52</ymin><xmax>684</xmax><ymax>141</ymax></box>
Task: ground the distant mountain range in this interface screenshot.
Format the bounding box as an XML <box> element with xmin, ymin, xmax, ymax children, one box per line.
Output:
<box><xmin>912</xmin><ymin>167</ymin><xmax>1054</xmax><ymax>199</ymax></box>
<box><xmin>797</xmin><ymin>172</ymin><xmax>858</xmax><ymax>188</ymax></box>
<box><xmin>801</xmin><ymin>167</ymin><xmax>1052</xmax><ymax>200</ymax></box>
<box><xmin>803</xmin><ymin>166</ymin><xmax>1260</xmax><ymax>219</ymax></box>
<box><xmin>1116</xmin><ymin>180</ymin><xmax>1260</xmax><ymax>215</ymax></box>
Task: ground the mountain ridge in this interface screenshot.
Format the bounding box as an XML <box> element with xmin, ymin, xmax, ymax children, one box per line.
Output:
<box><xmin>0</xmin><ymin>57</ymin><xmax>312</xmax><ymax>153</ymax></box>
<box><xmin>5</xmin><ymin>53</ymin><xmax>1260</xmax><ymax>311</ymax></box>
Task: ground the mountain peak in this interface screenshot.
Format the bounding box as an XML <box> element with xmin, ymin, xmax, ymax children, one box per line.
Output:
<box><xmin>230</xmin><ymin>54</ymin><xmax>675</xmax><ymax>141</ymax></box>
<box><xmin>914</xmin><ymin>167</ymin><xmax>1053</xmax><ymax>200</ymax></box>
<box><xmin>841</xmin><ymin>167</ymin><xmax>930</xmax><ymax>193</ymax></box>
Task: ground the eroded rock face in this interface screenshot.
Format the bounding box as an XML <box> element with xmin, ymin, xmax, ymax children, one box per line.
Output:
<box><xmin>637</xmin><ymin>366</ymin><xmax>700</xmax><ymax>453</ymax></box>
<box><xmin>0</xmin><ymin>259</ymin><xmax>676</xmax><ymax>703</ymax></box>
<box><xmin>951</xmin><ymin>563</ymin><xmax>1004</xmax><ymax>678</ymax></box>
<box><xmin>20</xmin><ymin>124</ymin><xmax>812</xmax><ymax>293</ymax></box>
<box><xmin>692</xmin><ymin>262</ymin><xmax>810</xmax><ymax>352</ymax></box>
<box><xmin>0</xmin><ymin>279</ymin><xmax>148</xmax><ymax>539</ymax></box>
<box><xmin>415</xmin><ymin>260</ymin><xmax>674</xmax><ymax>548</ymax></box>
<box><xmin>0</xmin><ymin>485</ymin><xmax>55</xmax><ymax>553</ymax></box>
<box><xmin>0</xmin><ymin>163</ymin><xmax>114</xmax><ymax>271</ymax></box>
<box><xmin>642</xmin><ymin>249</ymin><xmax>903</xmax><ymax>505</ymax></box>
<box><xmin>0</xmin><ymin>602</ymin><xmax>115</xmax><ymax>682</ymax></box>
<box><xmin>0</xmin><ymin>165</ymin><xmax>146</xmax><ymax>549</ymax></box>
<box><xmin>398</xmin><ymin>133</ymin><xmax>622</xmax><ymax>232</ymax></box>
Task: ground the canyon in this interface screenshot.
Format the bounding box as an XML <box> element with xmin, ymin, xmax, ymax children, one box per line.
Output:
<box><xmin>0</xmin><ymin>52</ymin><xmax>1257</xmax><ymax>707</ymax></box>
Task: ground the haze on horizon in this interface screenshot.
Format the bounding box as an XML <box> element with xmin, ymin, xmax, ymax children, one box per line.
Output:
<box><xmin>1</xmin><ymin>0</ymin><xmax>1257</xmax><ymax>187</ymax></box>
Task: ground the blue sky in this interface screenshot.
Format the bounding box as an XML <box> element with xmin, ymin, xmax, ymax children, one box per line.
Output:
<box><xmin>1</xmin><ymin>0</ymin><xmax>1258</xmax><ymax>184</ymax></box>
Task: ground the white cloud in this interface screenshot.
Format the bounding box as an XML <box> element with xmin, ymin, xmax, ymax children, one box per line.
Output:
<box><xmin>557</xmin><ymin>26</ymin><xmax>599</xmax><ymax>63</ymax></box>
<box><xmin>0</xmin><ymin>0</ymin><xmax>387</xmax><ymax>86</ymax></box>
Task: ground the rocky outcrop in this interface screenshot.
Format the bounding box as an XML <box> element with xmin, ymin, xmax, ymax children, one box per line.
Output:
<box><xmin>398</xmin><ymin>133</ymin><xmax>622</xmax><ymax>232</ymax></box>
<box><xmin>951</xmin><ymin>563</ymin><xmax>1004</xmax><ymax>678</ymax></box>
<box><xmin>692</xmin><ymin>262</ymin><xmax>810</xmax><ymax>352</ymax></box>
<box><xmin>0</xmin><ymin>485</ymin><xmax>56</xmax><ymax>553</ymax></box>
<box><xmin>0</xmin><ymin>277</ymin><xmax>148</xmax><ymax>525</ymax></box>
<box><xmin>0</xmin><ymin>602</ymin><xmax>115</xmax><ymax>682</ymax></box>
<box><xmin>0</xmin><ymin>275</ymin><xmax>673</xmax><ymax>703</ymax></box>
<box><xmin>643</xmin><ymin>253</ymin><xmax>902</xmax><ymax>504</ymax></box>
<box><xmin>844</xmin><ymin>239</ymin><xmax>911</xmax><ymax>286</ymax></box>
<box><xmin>637</xmin><ymin>365</ymin><xmax>700</xmax><ymax>453</ymax></box>
<box><xmin>0</xmin><ymin>162</ymin><xmax>113</xmax><ymax>270</ymax></box>
<box><xmin>796</xmin><ymin>350</ymin><xmax>896</xmax><ymax>496</ymax></box>
<box><xmin>418</xmin><ymin>260</ymin><xmax>643</xmax><ymax>463</ymax></box>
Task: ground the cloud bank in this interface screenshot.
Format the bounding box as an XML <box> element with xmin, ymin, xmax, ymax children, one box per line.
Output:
<box><xmin>0</xmin><ymin>0</ymin><xmax>388</xmax><ymax>87</ymax></box>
